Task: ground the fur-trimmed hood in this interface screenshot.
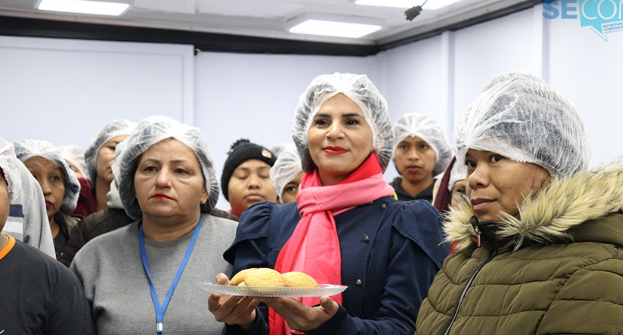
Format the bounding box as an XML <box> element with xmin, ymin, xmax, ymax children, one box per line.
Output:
<box><xmin>445</xmin><ymin>164</ymin><xmax>623</xmax><ymax>251</ymax></box>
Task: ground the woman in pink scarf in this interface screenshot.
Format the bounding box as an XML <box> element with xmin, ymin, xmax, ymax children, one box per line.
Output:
<box><xmin>209</xmin><ymin>73</ymin><xmax>449</xmax><ymax>335</ymax></box>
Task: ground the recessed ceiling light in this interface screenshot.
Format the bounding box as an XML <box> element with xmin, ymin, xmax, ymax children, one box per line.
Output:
<box><xmin>36</xmin><ymin>0</ymin><xmax>130</xmax><ymax>16</ymax></box>
<box><xmin>286</xmin><ymin>14</ymin><xmax>383</xmax><ymax>39</ymax></box>
<box><xmin>355</xmin><ymin>0</ymin><xmax>463</xmax><ymax>10</ymax></box>
<box><xmin>289</xmin><ymin>20</ymin><xmax>381</xmax><ymax>38</ymax></box>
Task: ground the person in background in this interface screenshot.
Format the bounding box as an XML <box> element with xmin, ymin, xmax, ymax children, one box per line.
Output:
<box><xmin>59</xmin><ymin>145</ymin><xmax>89</xmax><ymax>179</ymax></box>
<box><xmin>59</xmin><ymin>144</ymin><xmax>97</xmax><ymax>217</ymax></box>
<box><xmin>269</xmin><ymin>142</ymin><xmax>290</xmax><ymax>158</ymax></box>
<box><xmin>447</xmin><ymin>160</ymin><xmax>467</xmax><ymax>211</ymax></box>
<box><xmin>431</xmin><ymin>157</ymin><xmax>466</xmax><ymax>253</ymax></box>
<box><xmin>269</xmin><ymin>143</ymin><xmax>303</xmax><ymax>204</ymax></box>
<box><xmin>84</xmin><ymin>119</ymin><xmax>136</xmax><ymax>212</ymax></box>
<box><xmin>0</xmin><ymin>138</ymin><xmax>95</xmax><ymax>334</ymax></box>
<box><xmin>432</xmin><ymin>157</ymin><xmax>467</xmax><ymax>214</ymax></box>
<box><xmin>72</xmin><ymin>115</ymin><xmax>238</xmax><ymax>335</ymax></box>
<box><xmin>14</xmin><ymin>139</ymin><xmax>81</xmax><ymax>260</ymax></box>
<box><xmin>416</xmin><ymin>75</ymin><xmax>623</xmax><ymax>334</ymax></box>
<box><xmin>390</xmin><ymin>113</ymin><xmax>452</xmax><ymax>202</ymax></box>
<box><xmin>221</xmin><ymin>138</ymin><xmax>278</xmax><ymax>218</ymax></box>
<box><xmin>0</xmin><ymin>136</ymin><xmax>55</xmax><ymax>258</ymax></box>
<box><xmin>209</xmin><ymin>73</ymin><xmax>449</xmax><ymax>335</ymax></box>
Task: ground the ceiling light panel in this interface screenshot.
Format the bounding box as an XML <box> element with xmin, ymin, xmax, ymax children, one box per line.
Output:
<box><xmin>286</xmin><ymin>13</ymin><xmax>383</xmax><ymax>39</ymax></box>
<box><xmin>36</xmin><ymin>0</ymin><xmax>131</xmax><ymax>16</ymax></box>
<box><xmin>290</xmin><ymin>20</ymin><xmax>380</xmax><ymax>38</ymax></box>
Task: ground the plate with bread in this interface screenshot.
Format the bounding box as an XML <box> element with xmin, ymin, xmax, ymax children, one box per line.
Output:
<box><xmin>199</xmin><ymin>268</ymin><xmax>347</xmax><ymax>297</ymax></box>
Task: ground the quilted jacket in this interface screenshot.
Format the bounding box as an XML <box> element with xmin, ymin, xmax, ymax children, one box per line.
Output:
<box><xmin>416</xmin><ymin>164</ymin><xmax>623</xmax><ymax>335</ymax></box>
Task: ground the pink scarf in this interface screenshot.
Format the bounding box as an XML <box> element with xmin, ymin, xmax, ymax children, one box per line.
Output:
<box><xmin>270</xmin><ymin>154</ymin><xmax>395</xmax><ymax>335</ymax></box>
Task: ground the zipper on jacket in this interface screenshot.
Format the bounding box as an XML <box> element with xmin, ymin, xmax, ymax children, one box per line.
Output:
<box><xmin>470</xmin><ymin>216</ymin><xmax>482</xmax><ymax>247</ymax></box>
<box><xmin>442</xmin><ymin>241</ymin><xmax>498</xmax><ymax>335</ymax></box>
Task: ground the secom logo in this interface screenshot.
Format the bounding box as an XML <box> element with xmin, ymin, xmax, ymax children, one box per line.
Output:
<box><xmin>543</xmin><ymin>0</ymin><xmax>623</xmax><ymax>41</ymax></box>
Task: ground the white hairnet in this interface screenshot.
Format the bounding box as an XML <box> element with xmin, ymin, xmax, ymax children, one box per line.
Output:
<box><xmin>85</xmin><ymin>119</ymin><xmax>137</xmax><ymax>183</ymax></box>
<box><xmin>480</xmin><ymin>71</ymin><xmax>542</xmax><ymax>93</ymax></box>
<box><xmin>292</xmin><ymin>73</ymin><xmax>393</xmax><ymax>172</ymax></box>
<box><xmin>114</xmin><ymin>115</ymin><xmax>219</xmax><ymax>220</ymax></box>
<box><xmin>392</xmin><ymin>113</ymin><xmax>453</xmax><ymax>176</ymax></box>
<box><xmin>270</xmin><ymin>142</ymin><xmax>290</xmax><ymax>158</ymax></box>
<box><xmin>270</xmin><ymin>144</ymin><xmax>303</xmax><ymax>198</ymax></box>
<box><xmin>455</xmin><ymin>77</ymin><xmax>590</xmax><ymax>178</ymax></box>
<box><xmin>448</xmin><ymin>160</ymin><xmax>467</xmax><ymax>192</ymax></box>
<box><xmin>13</xmin><ymin>139</ymin><xmax>80</xmax><ymax>214</ymax></box>
<box><xmin>59</xmin><ymin>145</ymin><xmax>89</xmax><ymax>180</ymax></box>
<box><xmin>0</xmin><ymin>137</ymin><xmax>22</xmax><ymax>202</ymax></box>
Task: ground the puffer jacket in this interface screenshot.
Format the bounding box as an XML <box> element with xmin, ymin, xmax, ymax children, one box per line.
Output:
<box><xmin>416</xmin><ymin>164</ymin><xmax>623</xmax><ymax>335</ymax></box>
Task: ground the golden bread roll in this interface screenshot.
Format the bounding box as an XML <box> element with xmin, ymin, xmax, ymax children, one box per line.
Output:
<box><xmin>229</xmin><ymin>268</ymin><xmax>257</xmax><ymax>286</ymax></box>
<box><xmin>283</xmin><ymin>271</ymin><xmax>319</xmax><ymax>288</ymax></box>
<box><xmin>243</xmin><ymin>268</ymin><xmax>286</xmax><ymax>287</ymax></box>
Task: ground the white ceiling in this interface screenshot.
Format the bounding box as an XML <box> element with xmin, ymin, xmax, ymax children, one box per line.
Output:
<box><xmin>0</xmin><ymin>0</ymin><xmax>538</xmax><ymax>47</ymax></box>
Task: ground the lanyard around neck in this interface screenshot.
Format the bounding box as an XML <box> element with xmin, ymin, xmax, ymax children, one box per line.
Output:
<box><xmin>138</xmin><ymin>216</ymin><xmax>203</xmax><ymax>334</ymax></box>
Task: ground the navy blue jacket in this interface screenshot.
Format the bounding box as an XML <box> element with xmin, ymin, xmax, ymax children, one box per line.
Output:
<box><xmin>223</xmin><ymin>197</ymin><xmax>449</xmax><ymax>335</ymax></box>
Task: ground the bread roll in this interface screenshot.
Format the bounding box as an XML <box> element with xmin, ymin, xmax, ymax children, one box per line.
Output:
<box><xmin>283</xmin><ymin>271</ymin><xmax>319</xmax><ymax>288</ymax></box>
<box><xmin>244</xmin><ymin>268</ymin><xmax>286</xmax><ymax>287</ymax></box>
<box><xmin>229</xmin><ymin>268</ymin><xmax>257</xmax><ymax>286</ymax></box>
<box><xmin>229</xmin><ymin>268</ymin><xmax>320</xmax><ymax>288</ymax></box>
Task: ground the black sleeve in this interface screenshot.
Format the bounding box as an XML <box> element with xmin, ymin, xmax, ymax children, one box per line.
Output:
<box><xmin>47</xmin><ymin>277</ymin><xmax>96</xmax><ymax>335</ymax></box>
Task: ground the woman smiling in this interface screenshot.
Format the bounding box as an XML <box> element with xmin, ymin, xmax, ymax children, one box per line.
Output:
<box><xmin>209</xmin><ymin>73</ymin><xmax>449</xmax><ymax>335</ymax></box>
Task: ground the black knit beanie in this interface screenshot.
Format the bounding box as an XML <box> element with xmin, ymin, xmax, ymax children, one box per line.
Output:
<box><xmin>221</xmin><ymin>139</ymin><xmax>276</xmax><ymax>201</ymax></box>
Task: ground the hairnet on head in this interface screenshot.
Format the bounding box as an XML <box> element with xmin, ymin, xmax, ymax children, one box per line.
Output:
<box><xmin>113</xmin><ymin>115</ymin><xmax>219</xmax><ymax>220</ymax></box>
<box><xmin>480</xmin><ymin>71</ymin><xmax>543</xmax><ymax>93</ymax></box>
<box><xmin>270</xmin><ymin>142</ymin><xmax>290</xmax><ymax>158</ymax></box>
<box><xmin>448</xmin><ymin>159</ymin><xmax>467</xmax><ymax>192</ymax></box>
<box><xmin>392</xmin><ymin>113</ymin><xmax>453</xmax><ymax>176</ymax></box>
<box><xmin>0</xmin><ymin>137</ymin><xmax>22</xmax><ymax>202</ymax></box>
<box><xmin>14</xmin><ymin>139</ymin><xmax>80</xmax><ymax>213</ymax></box>
<box><xmin>85</xmin><ymin>119</ymin><xmax>137</xmax><ymax>183</ymax></box>
<box><xmin>270</xmin><ymin>144</ymin><xmax>303</xmax><ymax>198</ymax></box>
<box><xmin>292</xmin><ymin>72</ymin><xmax>394</xmax><ymax>172</ymax></box>
<box><xmin>455</xmin><ymin>77</ymin><xmax>591</xmax><ymax>178</ymax></box>
<box><xmin>59</xmin><ymin>145</ymin><xmax>89</xmax><ymax>180</ymax></box>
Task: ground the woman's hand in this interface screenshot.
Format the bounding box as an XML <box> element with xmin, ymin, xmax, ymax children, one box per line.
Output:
<box><xmin>207</xmin><ymin>273</ymin><xmax>259</xmax><ymax>332</ymax></box>
<box><xmin>257</xmin><ymin>296</ymin><xmax>339</xmax><ymax>332</ymax></box>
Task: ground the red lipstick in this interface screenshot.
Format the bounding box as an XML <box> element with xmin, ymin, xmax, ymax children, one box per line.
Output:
<box><xmin>323</xmin><ymin>146</ymin><xmax>348</xmax><ymax>155</ymax></box>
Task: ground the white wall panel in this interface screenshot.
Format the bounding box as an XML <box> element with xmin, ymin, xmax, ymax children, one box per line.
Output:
<box><xmin>453</xmin><ymin>9</ymin><xmax>537</xmax><ymax>133</ymax></box>
<box><xmin>547</xmin><ymin>13</ymin><xmax>623</xmax><ymax>167</ymax></box>
<box><xmin>0</xmin><ymin>36</ymin><xmax>194</xmax><ymax>149</ymax></box>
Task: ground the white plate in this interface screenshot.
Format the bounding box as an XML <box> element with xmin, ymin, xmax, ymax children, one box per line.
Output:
<box><xmin>198</xmin><ymin>282</ymin><xmax>347</xmax><ymax>297</ymax></box>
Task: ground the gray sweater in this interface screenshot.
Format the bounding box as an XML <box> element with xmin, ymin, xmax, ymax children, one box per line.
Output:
<box><xmin>71</xmin><ymin>213</ymin><xmax>238</xmax><ymax>335</ymax></box>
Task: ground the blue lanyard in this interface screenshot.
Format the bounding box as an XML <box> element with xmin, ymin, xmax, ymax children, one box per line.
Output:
<box><xmin>139</xmin><ymin>217</ymin><xmax>203</xmax><ymax>334</ymax></box>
